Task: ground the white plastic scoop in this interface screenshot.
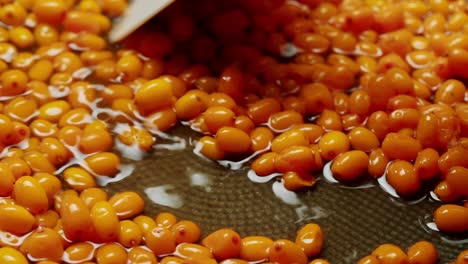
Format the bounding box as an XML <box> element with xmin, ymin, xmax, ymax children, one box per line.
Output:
<box><xmin>108</xmin><ymin>0</ymin><xmax>176</xmax><ymax>43</ymax></box>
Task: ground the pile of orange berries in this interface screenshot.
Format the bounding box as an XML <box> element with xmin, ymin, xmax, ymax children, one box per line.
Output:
<box><xmin>358</xmin><ymin>242</ymin><xmax>468</xmax><ymax>264</ymax></box>
<box><xmin>0</xmin><ymin>0</ymin><xmax>465</xmax><ymax>263</ymax></box>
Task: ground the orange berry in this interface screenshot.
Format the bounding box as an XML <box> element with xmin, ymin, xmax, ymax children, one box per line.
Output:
<box><xmin>295</xmin><ymin>223</ymin><xmax>323</xmax><ymax>258</ymax></box>
<box><xmin>171</xmin><ymin>220</ymin><xmax>202</xmax><ymax>244</ymax></box>
<box><xmin>240</xmin><ymin>236</ymin><xmax>273</xmax><ymax>261</ymax></box>
<box><xmin>331</xmin><ymin>150</ymin><xmax>369</xmax><ymax>182</ymax></box>
<box><xmin>0</xmin><ymin>203</ymin><xmax>35</xmax><ymax>235</ymax></box>
<box><xmin>108</xmin><ymin>191</ymin><xmax>145</xmax><ymax>220</ymax></box>
<box><xmin>202</xmin><ymin>229</ymin><xmax>242</xmax><ymax>260</ymax></box>
<box><xmin>386</xmin><ymin>160</ymin><xmax>421</xmax><ymax>197</ymax></box>
<box><xmin>19</xmin><ymin>227</ymin><xmax>64</xmax><ymax>262</ymax></box>
<box><xmin>251</xmin><ymin>152</ymin><xmax>278</xmax><ymax>176</ymax></box>
<box><xmin>318</xmin><ymin>131</ymin><xmax>350</xmax><ymax>161</ymax></box>
<box><xmin>145</xmin><ymin>226</ymin><xmax>177</xmax><ymax>256</ymax></box>
<box><xmin>371</xmin><ymin>244</ymin><xmax>409</xmax><ymax>264</ymax></box>
<box><xmin>382</xmin><ymin>133</ymin><xmax>422</xmax><ymax>162</ymax></box>
<box><xmin>434</xmin><ymin>204</ymin><xmax>468</xmax><ymax>233</ymax></box>
<box><xmin>268</xmin><ymin>239</ymin><xmax>308</xmax><ymax>264</ymax></box>
<box><xmin>215</xmin><ymin>127</ymin><xmax>251</xmax><ymax>154</ymax></box>
<box><xmin>33</xmin><ymin>0</ymin><xmax>67</xmax><ymax>25</ymax></box>
<box><xmin>275</xmin><ymin>146</ymin><xmax>316</xmax><ymax>173</ymax></box>
<box><xmin>407</xmin><ymin>241</ymin><xmax>438</xmax><ymax>264</ymax></box>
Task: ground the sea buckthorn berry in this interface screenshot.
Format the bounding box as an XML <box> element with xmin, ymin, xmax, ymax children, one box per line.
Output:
<box><xmin>38</xmin><ymin>100</ymin><xmax>71</xmax><ymax>123</ymax></box>
<box><xmin>247</xmin><ymin>98</ymin><xmax>282</xmax><ymax>125</ymax></box>
<box><xmin>250</xmin><ymin>127</ymin><xmax>274</xmax><ymax>153</ymax></box>
<box><xmin>58</xmin><ymin>108</ymin><xmax>93</xmax><ymax>128</ymax></box>
<box><xmin>204</xmin><ymin>106</ymin><xmax>236</xmax><ymax>134</ymax></box>
<box><xmin>438</xmin><ymin>147</ymin><xmax>468</xmax><ymax>175</ymax></box>
<box><xmin>108</xmin><ymin>191</ymin><xmax>144</xmax><ymax>220</ymax></box>
<box><xmin>135</xmin><ymin>78</ymin><xmax>173</xmax><ymax>116</ymax></box>
<box><xmin>275</xmin><ymin>146</ymin><xmax>316</xmax><ymax>173</ymax></box>
<box><xmin>28</xmin><ymin>59</ymin><xmax>54</xmax><ymax>82</ymax></box>
<box><xmin>85</xmin><ymin>152</ymin><xmax>120</xmax><ymax>176</ymax></box>
<box><xmin>23</xmin><ymin>150</ymin><xmax>57</xmax><ymax>174</ymax></box>
<box><xmin>317</xmin><ymin>109</ymin><xmax>342</xmax><ymax>131</ymax></box>
<box><xmin>295</xmin><ymin>223</ymin><xmax>323</xmax><ymax>258</ymax></box>
<box><xmin>9</xmin><ymin>26</ymin><xmax>35</xmax><ymax>49</ymax></box>
<box><xmin>175</xmin><ymin>243</ymin><xmax>212</xmax><ymax>259</ymax></box>
<box><xmin>357</xmin><ymin>255</ymin><xmax>380</xmax><ymax>264</ymax></box>
<box><xmin>40</xmin><ymin>137</ymin><xmax>70</xmax><ymax>166</ymax></box>
<box><xmin>387</xmin><ymin>95</ymin><xmax>418</xmax><ymax>111</ymax></box>
<box><xmin>145</xmin><ymin>226</ymin><xmax>177</xmax><ymax>256</ymax></box>
<box><xmin>90</xmin><ymin>201</ymin><xmax>120</xmax><ymax>243</ymax></box>
<box><xmin>202</xmin><ymin>229</ymin><xmax>242</xmax><ymax>260</ymax></box>
<box><xmin>434</xmin><ymin>204</ymin><xmax>468</xmax><ymax>233</ymax></box>
<box><xmin>434</xmin><ymin>79</ymin><xmax>466</xmax><ymax>105</ymax></box>
<box><xmin>171</xmin><ymin>220</ymin><xmax>202</xmax><ymax>244</ymax></box>
<box><xmin>414</xmin><ymin>148</ymin><xmax>439</xmax><ymax>180</ymax></box>
<box><xmin>294</xmin><ymin>33</ymin><xmax>330</xmax><ymax>54</ymax></box>
<box><xmin>382</xmin><ymin>133</ymin><xmax>422</xmax><ymax>162</ymax></box>
<box><xmin>299</xmin><ymin>82</ymin><xmax>334</xmax><ymax>114</ymax></box>
<box><xmin>215</xmin><ymin>127</ymin><xmax>251</xmax><ymax>154</ymax></box>
<box><xmin>240</xmin><ymin>236</ymin><xmax>273</xmax><ymax>261</ymax></box>
<box><xmin>175</xmin><ymin>90</ymin><xmax>208</xmax><ymax>120</ymax></box>
<box><xmin>1</xmin><ymin>69</ymin><xmax>28</xmax><ymax>97</ymax></box>
<box><xmin>272</xmin><ymin>128</ymin><xmax>309</xmax><ymax>153</ymax></box>
<box><xmin>0</xmin><ymin>2</ymin><xmax>28</xmax><ymax>26</ymax></box>
<box><xmin>127</xmin><ymin>246</ymin><xmax>158</xmax><ymax>264</ymax></box>
<box><xmin>446</xmin><ymin>166</ymin><xmax>468</xmax><ymax>197</ymax></box>
<box><xmin>159</xmin><ymin>256</ymin><xmax>184</xmax><ymax>264</ymax></box>
<box><xmin>64</xmin><ymin>11</ymin><xmax>106</xmax><ymax>34</ymax></box>
<box><xmin>269</xmin><ymin>110</ymin><xmax>303</xmax><ymax>132</ymax></box>
<box><xmin>407</xmin><ymin>241</ymin><xmax>438</xmax><ymax>264</ymax></box>
<box><xmin>143</xmin><ymin>108</ymin><xmax>177</xmax><ymax>133</ymax></box>
<box><xmin>95</xmin><ymin>243</ymin><xmax>127</xmax><ymax>264</ymax></box>
<box><xmin>53</xmin><ymin>51</ymin><xmax>83</xmax><ymax>73</ymax></box>
<box><xmin>348</xmin><ymin>90</ymin><xmax>370</xmax><ymax>116</ymax></box>
<box><xmin>155</xmin><ymin>212</ymin><xmax>177</xmax><ymax>229</ymax></box>
<box><xmin>371</xmin><ymin>244</ymin><xmax>409</xmax><ymax>264</ymax></box>
<box><xmin>416</xmin><ymin>113</ymin><xmax>439</xmax><ymax>149</ymax></box>
<box><xmin>196</xmin><ymin>136</ymin><xmax>226</xmax><ymax>161</ymax></box>
<box><xmin>388</xmin><ymin>108</ymin><xmax>420</xmax><ymax>132</ymax></box>
<box><xmin>331</xmin><ymin>150</ymin><xmax>369</xmax><ymax>182</ymax></box>
<box><xmin>0</xmin><ymin>204</ymin><xmax>35</xmax><ymax>235</ymax></box>
<box><xmin>63</xmin><ymin>167</ymin><xmax>96</xmax><ymax>191</ymax></box>
<box><xmin>455</xmin><ymin>250</ymin><xmax>468</xmax><ymax>264</ymax></box>
<box><xmin>251</xmin><ymin>152</ymin><xmax>278</xmax><ymax>176</ymax></box>
<box><xmin>58</xmin><ymin>125</ymin><xmax>83</xmax><ymax>146</ymax></box>
<box><xmin>80</xmin><ymin>187</ymin><xmax>108</xmax><ymax>209</ymax></box>
<box><xmin>268</xmin><ymin>239</ymin><xmax>307</xmax><ymax>264</ymax></box>
<box><xmin>60</xmin><ymin>192</ymin><xmax>93</xmax><ymax>241</ymax></box>
<box><xmin>79</xmin><ymin>128</ymin><xmax>113</xmax><ymax>154</ymax></box>
<box><xmin>19</xmin><ymin>227</ymin><xmax>64</xmax><ymax>262</ymax></box>
<box><xmin>234</xmin><ymin>115</ymin><xmax>255</xmax><ymax>134</ymax></box>
<box><xmin>63</xmin><ymin>242</ymin><xmax>95</xmax><ymax>264</ymax></box>
<box><xmin>12</xmin><ymin>175</ymin><xmax>49</xmax><ymax>214</ymax></box>
<box><xmin>368</xmin><ymin>75</ymin><xmax>397</xmax><ymax>112</ymax></box>
<box><xmin>118</xmin><ymin>220</ymin><xmax>143</xmax><ymax>248</ymax></box>
<box><xmin>0</xmin><ymin>163</ymin><xmax>15</xmax><ymax>196</ymax></box>
<box><xmin>386</xmin><ymin>160</ymin><xmax>421</xmax><ymax>197</ymax></box>
<box><xmin>33</xmin><ymin>0</ymin><xmax>67</xmax><ymax>25</ymax></box>
<box><xmin>2</xmin><ymin>157</ymin><xmax>31</xmax><ymax>179</ymax></box>
<box><xmin>35</xmin><ymin>209</ymin><xmax>59</xmax><ymax>228</ymax></box>
<box><xmin>0</xmin><ymin>247</ymin><xmax>28</xmax><ymax>264</ymax></box>
<box><xmin>318</xmin><ymin>131</ymin><xmax>350</xmax><ymax>161</ymax></box>
<box><xmin>348</xmin><ymin>127</ymin><xmax>380</xmax><ymax>152</ymax></box>
<box><xmin>133</xmin><ymin>215</ymin><xmax>157</xmax><ymax>235</ymax></box>
<box><xmin>366</xmin><ymin>111</ymin><xmax>390</xmax><ymax>141</ymax></box>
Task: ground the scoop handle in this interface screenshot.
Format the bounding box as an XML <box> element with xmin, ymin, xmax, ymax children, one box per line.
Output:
<box><xmin>108</xmin><ymin>0</ymin><xmax>176</xmax><ymax>43</ymax></box>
